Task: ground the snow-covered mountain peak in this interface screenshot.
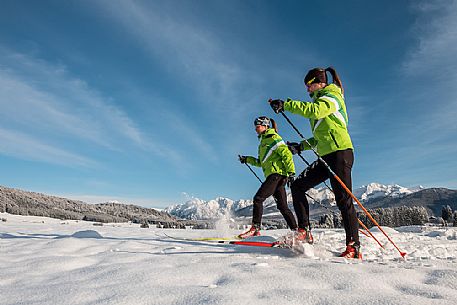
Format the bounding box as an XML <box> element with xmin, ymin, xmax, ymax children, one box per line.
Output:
<box><xmin>353</xmin><ymin>182</ymin><xmax>415</xmax><ymax>202</ymax></box>
<box><xmin>167</xmin><ymin>183</ymin><xmax>421</xmax><ymax>220</ymax></box>
<box><xmin>165</xmin><ymin>197</ymin><xmax>252</xmax><ymax>220</ymax></box>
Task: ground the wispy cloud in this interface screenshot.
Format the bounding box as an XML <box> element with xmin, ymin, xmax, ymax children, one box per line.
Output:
<box><xmin>91</xmin><ymin>0</ymin><xmax>322</xmax><ymax>161</ymax></box>
<box><xmin>0</xmin><ymin>127</ymin><xmax>96</xmax><ymax>167</ymax></box>
<box><xmin>399</xmin><ymin>0</ymin><xmax>457</xmax><ymax>136</ymax></box>
<box><xmin>0</xmin><ymin>49</ymin><xmax>144</xmax><ymax>148</ymax></box>
<box><xmin>89</xmin><ymin>1</ymin><xmax>253</xmax><ymax>160</ymax></box>
<box><xmin>0</xmin><ymin>48</ymin><xmax>186</xmax><ymax>167</ymax></box>
<box><xmin>402</xmin><ymin>1</ymin><xmax>457</xmax><ymax>76</ymax></box>
<box><xmin>158</xmin><ymin>110</ymin><xmax>218</xmax><ymax>162</ymax></box>
<box><xmin>95</xmin><ymin>1</ymin><xmax>263</xmax><ymax>110</ymax></box>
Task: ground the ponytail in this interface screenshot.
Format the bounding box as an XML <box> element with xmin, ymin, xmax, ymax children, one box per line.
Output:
<box><xmin>270</xmin><ymin>118</ymin><xmax>278</xmax><ymax>133</ymax></box>
<box><xmin>325</xmin><ymin>66</ymin><xmax>344</xmax><ymax>94</ymax></box>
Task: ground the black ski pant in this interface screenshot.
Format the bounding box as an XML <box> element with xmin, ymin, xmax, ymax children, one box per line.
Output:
<box><xmin>252</xmin><ymin>173</ymin><xmax>298</xmax><ymax>230</ymax></box>
<box><xmin>290</xmin><ymin>149</ymin><xmax>359</xmax><ymax>246</ymax></box>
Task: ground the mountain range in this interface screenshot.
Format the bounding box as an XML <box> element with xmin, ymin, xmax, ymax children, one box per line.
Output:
<box><xmin>1</xmin><ymin>183</ymin><xmax>456</xmax><ymax>224</ymax></box>
<box><xmin>165</xmin><ymin>183</ymin><xmax>457</xmax><ymax>220</ymax></box>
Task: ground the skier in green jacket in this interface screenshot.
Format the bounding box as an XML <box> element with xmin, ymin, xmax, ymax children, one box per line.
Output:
<box><xmin>269</xmin><ymin>67</ymin><xmax>361</xmax><ymax>259</ymax></box>
<box><xmin>238</xmin><ymin>116</ymin><xmax>312</xmax><ymax>242</ymax></box>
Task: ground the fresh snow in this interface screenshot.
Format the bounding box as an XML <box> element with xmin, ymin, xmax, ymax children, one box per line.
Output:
<box><xmin>1</xmin><ymin>212</ymin><xmax>457</xmax><ymax>305</ymax></box>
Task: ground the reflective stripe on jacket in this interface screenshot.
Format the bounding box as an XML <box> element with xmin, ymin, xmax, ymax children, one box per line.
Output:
<box><xmin>284</xmin><ymin>83</ymin><xmax>353</xmax><ymax>156</ymax></box>
<box><xmin>245</xmin><ymin>128</ymin><xmax>295</xmax><ymax>178</ymax></box>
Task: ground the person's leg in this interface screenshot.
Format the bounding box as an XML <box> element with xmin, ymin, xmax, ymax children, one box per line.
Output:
<box><xmin>327</xmin><ymin>149</ymin><xmax>359</xmax><ymax>246</ymax></box>
<box><xmin>252</xmin><ymin>174</ymin><xmax>282</xmax><ymax>226</ymax></box>
<box><xmin>291</xmin><ymin>160</ymin><xmax>329</xmax><ymax>229</ymax></box>
<box><xmin>273</xmin><ymin>177</ymin><xmax>298</xmax><ymax>229</ymax></box>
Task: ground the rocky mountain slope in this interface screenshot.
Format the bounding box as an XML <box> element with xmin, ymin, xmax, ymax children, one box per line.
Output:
<box><xmin>364</xmin><ymin>187</ymin><xmax>457</xmax><ymax>216</ymax></box>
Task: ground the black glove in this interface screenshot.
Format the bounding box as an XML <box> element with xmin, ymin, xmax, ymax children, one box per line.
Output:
<box><xmin>287</xmin><ymin>141</ymin><xmax>302</xmax><ymax>155</ymax></box>
<box><xmin>287</xmin><ymin>174</ymin><xmax>295</xmax><ymax>188</ymax></box>
<box><xmin>269</xmin><ymin>98</ymin><xmax>284</xmax><ymax>114</ymax></box>
<box><xmin>238</xmin><ymin>155</ymin><xmax>247</xmax><ymax>164</ymax></box>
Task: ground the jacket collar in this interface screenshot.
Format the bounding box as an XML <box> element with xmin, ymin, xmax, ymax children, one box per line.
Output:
<box><xmin>258</xmin><ymin>128</ymin><xmax>276</xmax><ymax>139</ymax></box>
<box><xmin>310</xmin><ymin>83</ymin><xmax>341</xmax><ymax>100</ymax></box>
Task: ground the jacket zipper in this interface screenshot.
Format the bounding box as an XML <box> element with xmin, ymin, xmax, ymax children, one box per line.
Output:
<box><xmin>272</xmin><ymin>163</ymin><xmax>278</xmax><ymax>172</ymax></box>
<box><xmin>330</xmin><ymin>132</ymin><xmax>340</xmax><ymax>148</ymax></box>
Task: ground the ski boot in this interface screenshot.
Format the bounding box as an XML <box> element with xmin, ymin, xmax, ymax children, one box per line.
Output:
<box><xmin>295</xmin><ymin>228</ymin><xmax>314</xmax><ymax>244</ymax></box>
<box><xmin>237</xmin><ymin>225</ymin><xmax>261</xmax><ymax>239</ymax></box>
<box><xmin>340</xmin><ymin>243</ymin><xmax>362</xmax><ymax>259</ymax></box>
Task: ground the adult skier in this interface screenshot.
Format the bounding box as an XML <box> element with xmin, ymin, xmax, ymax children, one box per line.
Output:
<box><xmin>238</xmin><ymin>116</ymin><xmax>313</xmax><ymax>243</ymax></box>
<box><xmin>269</xmin><ymin>67</ymin><xmax>361</xmax><ymax>259</ymax></box>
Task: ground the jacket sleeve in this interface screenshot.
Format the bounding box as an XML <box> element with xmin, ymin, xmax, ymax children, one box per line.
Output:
<box><xmin>284</xmin><ymin>97</ymin><xmax>337</xmax><ymax>120</ymax></box>
<box><xmin>245</xmin><ymin>156</ymin><xmax>261</xmax><ymax>167</ymax></box>
<box><xmin>276</xmin><ymin>144</ymin><xmax>295</xmax><ymax>175</ymax></box>
<box><xmin>300</xmin><ymin>137</ymin><xmax>317</xmax><ymax>151</ymax></box>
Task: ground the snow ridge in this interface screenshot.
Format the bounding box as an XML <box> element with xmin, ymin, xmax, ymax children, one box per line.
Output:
<box><xmin>165</xmin><ymin>197</ymin><xmax>252</xmax><ymax>220</ymax></box>
<box><xmin>167</xmin><ymin>182</ymin><xmax>423</xmax><ymax>220</ymax></box>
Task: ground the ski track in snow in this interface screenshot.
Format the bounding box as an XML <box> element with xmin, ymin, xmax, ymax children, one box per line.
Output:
<box><xmin>1</xmin><ymin>213</ymin><xmax>457</xmax><ymax>305</ymax></box>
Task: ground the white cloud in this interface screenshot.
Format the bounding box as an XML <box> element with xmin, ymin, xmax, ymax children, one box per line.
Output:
<box><xmin>95</xmin><ymin>0</ymin><xmax>271</xmax><ymax>113</ymax></box>
<box><xmin>403</xmin><ymin>1</ymin><xmax>457</xmax><ymax>77</ymax></box>
<box><xmin>0</xmin><ymin>50</ymin><xmax>144</xmax><ymax>148</ymax></box>
<box><xmin>399</xmin><ymin>0</ymin><xmax>457</xmax><ymax>136</ymax></box>
<box><xmin>80</xmin><ymin>1</ymin><xmax>322</xmax><ymax>167</ymax></box>
<box><xmin>0</xmin><ymin>48</ymin><xmax>186</xmax><ymax>168</ymax></box>
<box><xmin>0</xmin><ymin>127</ymin><xmax>96</xmax><ymax>168</ymax></box>
<box><xmin>158</xmin><ymin>110</ymin><xmax>218</xmax><ymax>162</ymax></box>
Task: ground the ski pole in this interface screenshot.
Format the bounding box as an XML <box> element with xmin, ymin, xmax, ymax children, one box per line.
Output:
<box><xmin>239</xmin><ymin>155</ymin><xmax>263</xmax><ymax>183</ymax></box>
<box><xmin>357</xmin><ymin>219</ymin><xmax>384</xmax><ymax>248</ymax></box>
<box><xmin>278</xmin><ymin>110</ymin><xmax>405</xmax><ymax>257</ymax></box>
<box><xmin>305</xmin><ymin>188</ymin><xmax>384</xmax><ymax>248</ymax></box>
<box><xmin>239</xmin><ymin>154</ymin><xmax>382</xmax><ymax>248</ymax></box>
<box><xmin>240</xmin><ymin>156</ymin><xmax>324</xmax><ymax>207</ymax></box>
<box><xmin>296</xmin><ymin>152</ymin><xmax>334</xmax><ymax>199</ymax></box>
<box><xmin>289</xmin><ymin>137</ymin><xmax>383</xmax><ymax>248</ymax></box>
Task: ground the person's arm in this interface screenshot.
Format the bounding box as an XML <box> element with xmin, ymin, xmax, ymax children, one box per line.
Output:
<box><xmin>245</xmin><ymin>156</ymin><xmax>261</xmax><ymax>167</ymax></box>
<box><xmin>300</xmin><ymin>137</ymin><xmax>318</xmax><ymax>151</ymax></box>
<box><xmin>284</xmin><ymin>96</ymin><xmax>337</xmax><ymax>119</ymax></box>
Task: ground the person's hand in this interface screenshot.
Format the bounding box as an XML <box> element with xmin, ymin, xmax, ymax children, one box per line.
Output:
<box><xmin>238</xmin><ymin>155</ymin><xmax>247</xmax><ymax>164</ymax></box>
<box><xmin>287</xmin><ymin>174</ymin><xmax>295</xmax><ymax>188</ymax></box>
<box><xmin>269</xmin><ymin>98</ymin><xmax>284</xmax><ymax>114</ymax></box>
<box><xmin>287</xmin><ymin>142</ymin><xmax>302</xmax><ymax>155</ymax></box>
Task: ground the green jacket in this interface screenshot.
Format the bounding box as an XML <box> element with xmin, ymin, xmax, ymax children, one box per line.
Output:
<box><xmin>284</xmin><ymin>83</ymin><xmax>353</xmax><ymax>156</ymax></box>
<box><xmin>245</xmin><ymin>128</ymin><xmax>295</xmax><ymax>178</ymax></box>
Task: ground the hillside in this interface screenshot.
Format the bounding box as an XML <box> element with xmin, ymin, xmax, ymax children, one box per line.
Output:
<box><xmin>365</xmin><ymin>188</ymin><xmax>457</xmax><ymax>216</ymax></box>
<box><xmin>0</xmin><ymin>185</ymin><xmax>174</xmax><ymax>223</ymax></box>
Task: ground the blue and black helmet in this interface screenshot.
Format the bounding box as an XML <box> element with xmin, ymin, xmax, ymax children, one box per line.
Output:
<box><xmin>254</xmin><ymin>116</ymin><xmax>270</xmax><ymax>127</ymax></box>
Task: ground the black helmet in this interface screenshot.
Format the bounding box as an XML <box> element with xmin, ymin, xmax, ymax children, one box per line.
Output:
<box><xmin>254</xmin><ymin>116</ymin><xmax>270</xmax><ymax>127</ymax></box>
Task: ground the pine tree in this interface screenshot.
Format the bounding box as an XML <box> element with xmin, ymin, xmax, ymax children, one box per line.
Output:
<box><xmin>441</xmin><ymin>205</ymin><xmax>453</xmax><ymax>226</ymax></box>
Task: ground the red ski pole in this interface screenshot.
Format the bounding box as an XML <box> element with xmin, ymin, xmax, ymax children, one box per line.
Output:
<box><xmin>358</xmin><ymin>219</ymin><xmax>384</xmax><ymax>249</ymax></box>
<box><xmin>278</xmin><ymin>110</ymin><xmax>406</xmax><ymax>258</ymax></box>
<box><xmin>305</xmin><ymin>188</ymin><xmax>384</xmax><ymax>249</ymax></box>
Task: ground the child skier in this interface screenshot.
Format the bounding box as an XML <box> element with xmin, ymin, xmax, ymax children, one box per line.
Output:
<box><xmin>238</xmin><ymin>116</ymin><xmax>313</xmax><ymax>243</ymax></box>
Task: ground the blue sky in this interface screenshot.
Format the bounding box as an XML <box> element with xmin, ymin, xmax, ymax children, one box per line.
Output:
<box><xmin>0</xmin><ymin>0</ymin><xmax>456</xmax><ymax>208</ymax></box>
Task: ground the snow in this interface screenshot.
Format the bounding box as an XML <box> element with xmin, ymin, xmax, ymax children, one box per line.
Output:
<box><xmin>353</xmin><ymin>182</ymin><xmax>416</xmax><ymax>202</ymax></box>
<box><xmin>165</xmin><ymin>197</ymin><xmax>253</xmax><ymax>220</ymax></box>
<box><xmin>167</xmin><ymin>183</ymin><xmax>422</xmax><ymax>220</ymax></box>
<box><xmin>1</xmin><ymin>212</ymin><xmax>457</xmax><ymax>305</ymax></box>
